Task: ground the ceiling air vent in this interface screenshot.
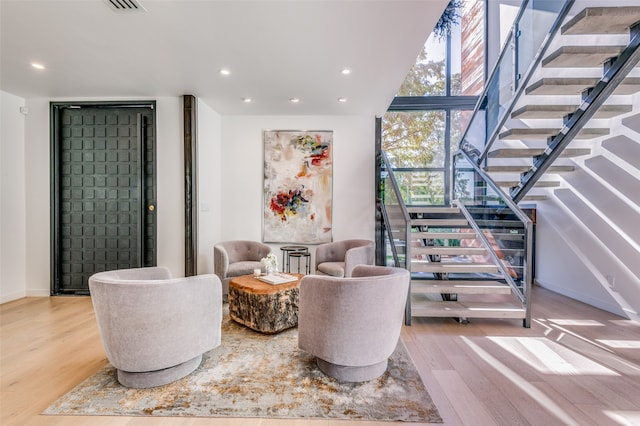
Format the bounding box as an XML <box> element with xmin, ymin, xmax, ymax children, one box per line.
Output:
<box><xmin>104</xmin><ymin>0</ymin><xmax>146</xmax><ymax>12</ymax></box>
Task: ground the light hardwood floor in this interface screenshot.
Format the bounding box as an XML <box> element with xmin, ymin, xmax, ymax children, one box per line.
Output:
<box><xmin>2</xmin><ymin>286</ymin><xmax>639</xmax><ymax>426</ymax></box>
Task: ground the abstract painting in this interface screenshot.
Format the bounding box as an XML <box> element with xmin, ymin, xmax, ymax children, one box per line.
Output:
<box><xmin>263</xmin><ymin>130</ymin><xmax>333</xmax><ymax>244</ymax></box>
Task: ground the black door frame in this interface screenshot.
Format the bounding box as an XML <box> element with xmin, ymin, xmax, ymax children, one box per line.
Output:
<box><xmin>50</xmin><ymin>100</ymin><xmax>157</xmax><ymax>295</ymax></box>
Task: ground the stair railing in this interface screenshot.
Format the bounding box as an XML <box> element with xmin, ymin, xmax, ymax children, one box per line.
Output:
<box><xmin>458</xmin><ymin>0</ymin><xmax>574</xmax><ymax>166</ymax></box>
<box><xmin>452</xmin><ymin>149</ymin><xmax>534</xmax><ymax>328</ymax></box>
<box><xmin>379</xmin><ymin>152</ymin><xmax>413</xmax><ymax>323</ymax></box>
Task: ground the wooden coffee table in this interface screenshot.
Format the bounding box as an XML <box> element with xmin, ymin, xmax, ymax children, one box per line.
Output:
<box><xmin>228</xmin><ymin>273</ymin><xmax>304</xmax><ymax>334</ymax></box>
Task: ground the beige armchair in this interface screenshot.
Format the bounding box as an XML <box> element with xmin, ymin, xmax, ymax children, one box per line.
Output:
<box><xmin>214</xmin><ymin>240</ymin><xmax>271</xmax><ymax>298</ymax></box>
<box><xmin>88</xmin><ymin>266</ymin><xmax>222</xmax><ymax>388</ymax></box>
<box><xmin>298</xmin><ymin>265</ymin><xmax>410</xmax><ymax>382</ymax></box>
<box><xmin>314</xmin><ymin>239</ymin><xmax>375</xmax><ymax>277</ymax></box>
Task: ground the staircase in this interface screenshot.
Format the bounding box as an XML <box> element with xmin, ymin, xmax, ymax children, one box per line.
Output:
<box><xmin>405</xmin><ymin>205</ymin><xmax>529</xmax><ymax>325</ymax></box>
<box><xmin>481</xmin><ymin>4</ymin><xmax>640</xmax><ymax>203</ymax></box>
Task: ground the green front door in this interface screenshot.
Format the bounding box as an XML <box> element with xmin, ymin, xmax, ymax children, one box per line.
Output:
<box><xmin>51</xmin><ymin>102</ymin><xmax>157</xmax><ymax>295</ymax></box>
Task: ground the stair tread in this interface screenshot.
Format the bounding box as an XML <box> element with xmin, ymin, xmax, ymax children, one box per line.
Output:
<box><xmin>411</xmin><ymin>300</ymin><xmax>526</xmax><ymax>319</ymax></box>
<box><xmin>494</xmin><ymin>180</ymin><xmax>560</xmax><ymax>188</ymax></box>
<box><xmin>413</xmin><ymin>246</ymin><xmax>487</xmax><ymax>255</ymax></box>
<box><xmin>512</xmin><ymin>104</ymin><xmax>631</xmax><ymax>119</ymax></box>
<box><xmin>485</xmin><ymin>165</ymin><xmax>575</xmax><ymax>173</ymax></box>
<box><xmin>499</xmin><ymin>128</ymin><xmax>609</xmax><ymax>140</ymax></box>
<box><xmin>411</xmin><ymin>219</ymin><xmax>469</xmax><ymax>226</ymax></box>
<box><xmin>542</xmin><ymin>45</ymin><xmax>625</xmax><ymax>68</ymax></box>
<box><xmin>412</xmin><ymin>231</ymin><xmax>478</xmax><ymax>240</ymax></box>
<box><xmin>526</xmin><ymin>77</ymin><xmax>640</xmax><ymax>95</ymax></box>
<box><xmin>562</xmin><ymin>7</ymin><xmax>640</xmax><ymax>35</ymax></box>
<box><xmin>411</xmin><ymin>280</ymin><xmax>512</xmax><ymax>294</ymax></box>
<box><xmin>406</xmin><ymin>206</ymin><xmax>460</xmax><ymax>214</ymax></box>
<box><xmin>411</xmin><ymin>262</ymin><xmax>500</xmax><ymax>274</ymax></box>
<box><xmin>488</xmin><ymin>148</ymin><xmax>591</xmax><ymax>158</ymax></box>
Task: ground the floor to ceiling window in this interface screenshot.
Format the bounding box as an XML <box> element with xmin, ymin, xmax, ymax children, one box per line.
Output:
<box><xmin>379</xmin><ymin>0</ymin><xmax>485</xmax><ymax>206</ymax></box>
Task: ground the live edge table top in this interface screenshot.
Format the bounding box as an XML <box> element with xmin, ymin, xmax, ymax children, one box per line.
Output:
<box><xmin>228</xmin><ymin>273</ymin><xmax>304</xmax><ymax>334</ymax></box>
<box><xmin>229</xmin><ymin>273</ymin><xmax>303</xmax><ymax>293</ymax></box>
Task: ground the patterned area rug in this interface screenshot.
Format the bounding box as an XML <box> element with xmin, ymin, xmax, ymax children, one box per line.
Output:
<box><xmin>44</xmin><ymin>309</ymin><xmax>442</xmax><ymax>422</ymax></box>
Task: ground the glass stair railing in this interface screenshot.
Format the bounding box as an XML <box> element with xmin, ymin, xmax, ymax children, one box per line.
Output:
<box><xmin>458</xmin><ymin>0</ymin><xmax>640</xmax><ymax>203</ymax></box>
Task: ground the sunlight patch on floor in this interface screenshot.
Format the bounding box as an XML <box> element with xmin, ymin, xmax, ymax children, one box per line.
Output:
<box><xmin>488</xmin><ymin>336</ymin><xmax>619</xmax><ymax>375</ymax></box>
<box><xmin>548</xmin><ymin>319</ymin><xmax>605</xmax><ymax>326</ymax></box>
<box><xmin>603</xmin><ymin>410</ymin><xmax>640</xmax><ymax>426</ymax></box>
<box><xmin>597</xmin><ymin>339</ymin><xmax>640</xmax><ymax>349</ymax></box>
<box><xmin>460</xmin><ymin>336</ymin><xmax>582</xmax><ymax>426</ymax></box>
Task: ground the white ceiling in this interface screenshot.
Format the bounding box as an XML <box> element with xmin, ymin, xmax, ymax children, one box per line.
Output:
<box><xmin>0</xmin><ymin>0</ymin><xmax>449</xmax><ymax>116</ymax></box>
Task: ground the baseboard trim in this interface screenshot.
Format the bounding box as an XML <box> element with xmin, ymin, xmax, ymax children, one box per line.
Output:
<box><xmin>1</xmin><ymin>291</ymin><xmax>27</xmax><ymax>304</ymax></box>
<box><xmin>534</xmin><ymin>279</ymin><xmax>627</xmax><ymax>318</ymax></box>
<box><xmin>26</xmin><ymin>289</ymin><xmax>50</xmax><ymax>297</ymax></box>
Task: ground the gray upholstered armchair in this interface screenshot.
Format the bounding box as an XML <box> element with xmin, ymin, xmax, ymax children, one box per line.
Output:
<box><xmin>214</xmin><ymin>240</ymin><xmax>271</xmax><ymax>298</ymax></box>
<box><xmin>298</xmin><ymin>265</ymin><xmax>410</xmax><ymax>382</ymax></box>
<box><xmin>88</xmin><ymin>267</ymin><xmax>222</xmax><ymax>388</ymax></box>
<box><xmin>314</xmin><ymin>239</ymin><xmax>375</xmax><ymax>277</ymax></box>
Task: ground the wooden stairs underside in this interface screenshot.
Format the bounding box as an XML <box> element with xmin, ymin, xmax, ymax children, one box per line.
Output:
<box><xmin>485</xmin><ymin>5</ymin><xmax>640</xmax><ymax>202</ymax></box>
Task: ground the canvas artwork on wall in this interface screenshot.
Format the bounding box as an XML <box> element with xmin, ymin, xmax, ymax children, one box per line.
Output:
<box><xmin>263</xmin><ymin>130</ymin><xmax>333</xmax><ymax>244</ymax></box>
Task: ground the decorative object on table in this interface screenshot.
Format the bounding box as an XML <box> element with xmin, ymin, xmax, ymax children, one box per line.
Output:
<box><xmin>315</xmin><ymin>239</ymin><xmax>375</xmax><ymax>277</ymax></box>
<box><xmin>256</xmin><ymin>273</ymin><xmax>298</xmax><ymax>285</ymax></box>
<box><xmin>214</xmin><ymin>240</ymin><xmax>271</xmax><ymax>299</ymax></box>
<box><xmin>260</xmin><ymin>252</ymin><xmax>279</xmax><ymax>275</ymax></box>
<box><xmin>88</xmin><ymin>266</ymin><xmax>223</xmax><ymax>388</ymax></box>
<box><xmin>43</xmin><ymin>305</ymin><xmax>442</xmax><ymax>423</ymax></box>
<box><xmin>263</xmin><ymin>130</ymin><xmax>333</xmax><ymax>244</ymax></box>
<box><xmin>298</xmin><ymin>265</ymin><xmax>410</xmax><ymax>382</ymax></box>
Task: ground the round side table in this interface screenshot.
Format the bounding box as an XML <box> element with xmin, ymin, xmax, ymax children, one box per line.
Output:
<box><xmin>280</xmin><ymin>245</ymin><xmax>308</xmax><ymax>273</ymax></box>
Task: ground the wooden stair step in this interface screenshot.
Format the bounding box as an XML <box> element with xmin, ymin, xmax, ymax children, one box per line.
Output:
<box><xmin>413</xmin><ymin>246</ymin><xmax>487</xmax><ymax>256</ymax></box>
<box><xmin>562</xmin><ymin>7</ymin><xmax>640</xmax><ymax>35</ymax></box>
<box><xmin>542</xmin><ymin>45</ymin><xmax>625</xmax><ymax>68</ymax></box>
<box><xmin>412</xmin><ymin>231</ymin><xmax>477</xmax><ymax>240</ymax></box>
<box><xmin>485</xmin><ymin>165</ymin><xmax>575</xmax><ymax>173</ymax></box>
<box><xmin>494</xmin><ymin>180</ymin><xmax>560</xmax><ymax>188</ymax></box>
<box><xmin>499</xmin><ymin>127</ymin><xmax>609</xmax><ymax>140</ymax></box>
<box><xmin>411</xmin><ymin>261</ymin><xmax>499</xmax><ymax>274</ymax></box>
<box><xmin>406</xmin><ymin>206</ymin><xmax>460</xmax><ymax>214</ymax></box>
<box><xmin>411</xmin><ymin>218</ymin><xmax>469</xmax><ymax>227</ymax></box>
<box><xmin>411</xmin><ymin>280</ymin><xmax>512</xmax><ymax>295</ymax></box>
<box><xmin>511</xmin><ymin>104</ymin><xmax>631</xmax><ymax>119</ymax></box>
<box><xmin>488</xmin><ymin>148</ymin><xmax>591</xmax><ymax>158</ymax></box>
<box><xmin>526</xmin><ymin>77</ymin><xmax>640</xmax><ymax>95</ymax></box>
<box><xmin>410</xmin><ymin>300</ymin><xmax>526</xmax><ymax>319</ymax></box>
<box><xmin>520</xmin><ymin>194</ymin><xmax>548</xmax><ymax>201</ymax></box>
<box><xmin>475</xmin><ymin>219</ymin><xmax>525</xmax><ymax>228</ymax></box>
<box><xmin>487</xmin><ymin>232</ymin><xmax>525</xmax><ymax>241</ymax></box>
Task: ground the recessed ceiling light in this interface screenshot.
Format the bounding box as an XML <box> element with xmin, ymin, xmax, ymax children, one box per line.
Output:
<box><xmin>340</xmin><ymin>68</ymin><xmax>352</xmax><ymax>75</ymax></box>
<box><xmin>219</xmin><ymin>68</ymin><xmax>231</xmax><ymax>76</ymax></box>
<box><xmin>337</xmin><ymin>97</ymin><xmax>348</xmax><ymax>103</ymax></box>
<box><xmin>31</xmin><ymin>63</ymin><xmax>45</xmax><ymax>70</ymax></box>
<box><xmin>242</xmin><ymin>98</ymin><xmax>252</xmax><ymax>103</ymax></box>
<box><xmin>289</xmin><ymin>97</ymin><xmax>300</xmax><ymax>103</ymax></box>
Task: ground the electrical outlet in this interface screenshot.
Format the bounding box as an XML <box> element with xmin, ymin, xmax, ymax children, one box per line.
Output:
<box><xmin>606</xmin><ymin>275</ymin><xmax>615</xmax><ymax>289</ymax></box>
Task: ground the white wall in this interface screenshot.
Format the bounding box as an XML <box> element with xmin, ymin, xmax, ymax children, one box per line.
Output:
<box><xmin>1</xmin><ymin>93</ymin><xmax>375</xmax><ymax>300</ymax></box>
<box><xmin>196</xmin><ymin>99</ymin><xmax>222</xmax><ymax>275</ymax></box>
<box><xmin>535</xmin><ymin>92</ymin><xmax>640</xmax><ymax>321</ymax></box>
<box><xmin>0</xmin><ymin>91</ymin><xmax>28</xmax><ymax>303</ymax></box>
<box><xmin>219</xmin><ymin>115</ymin><xmax>376</xmax><ymax>271</ymax></box>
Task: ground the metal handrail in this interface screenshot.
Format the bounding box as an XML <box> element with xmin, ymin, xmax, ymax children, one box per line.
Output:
<box><xmin>453</xmin><ymin>149</ymin><xmax>533</xmax><ymax>327</ymax></box>
<box><xmin>455</xmin><ymin>149</ymin><xmax>532</xmax><ymax>225</ymax></box>
<box><xmin>380</xmin><ymin>151</ymin><xmax>413</xmax><ymax>324</ymax></box>
<box><xmin>455</xmin><ymin>201</ymin><xmax>524</xmax><ymax>304</ymax></box>
<box><xmin>458</xmin><ymin>0</ymin><xmax>575</xmax><ymax>165</ymax></box>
